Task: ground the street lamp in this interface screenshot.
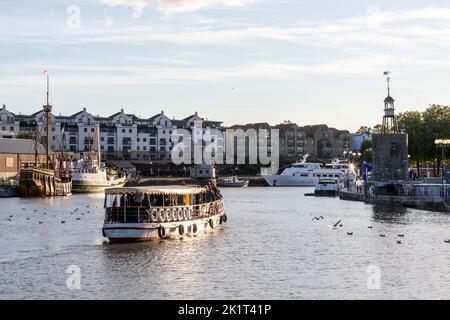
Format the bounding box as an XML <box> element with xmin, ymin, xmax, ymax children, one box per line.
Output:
<box><xmin>434</xmin><ymin>139</ymin><xmax>450</xmax><ymax>199</ymax></box>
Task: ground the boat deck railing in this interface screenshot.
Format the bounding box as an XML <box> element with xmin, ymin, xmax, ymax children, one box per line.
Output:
<box><xmin>104</xmin><ymin>199</ymin><xmax>224</xmax><ymax>224</ymax></box>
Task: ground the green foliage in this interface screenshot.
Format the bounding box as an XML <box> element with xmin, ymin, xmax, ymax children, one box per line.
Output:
<box><xmin>357</xmin><ymin>126</ymin><xmax>371</xmax><ymax>134</ymax></box>
<box><xmin>397</xmin><ymin>105</ymin><xmax>450</xmax><ymax>168</ymax></box>
<box><xmin>360</xmin><ymin>139</ymin><xmax>373</xmax><ymax>164</ymax></box>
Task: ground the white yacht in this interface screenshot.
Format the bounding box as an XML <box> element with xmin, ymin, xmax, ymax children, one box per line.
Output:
<box><xmin>262</xmin><ymin>155</ymin><xmax>356</xmax><ymax>187</ymax></box>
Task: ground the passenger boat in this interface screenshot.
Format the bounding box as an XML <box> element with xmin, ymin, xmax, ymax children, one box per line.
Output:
<box><xmin>102</xmin><ymin>186</ymin><xmax>227</xmax><ymax>242</ymax></box>
<box><xmin>217</xmin><ymin>176</ymin><xmax>249</xmax><ymax>188</ymax></box>
<box><xmin>314</xmin><ymin>178</ymin><xmax>341</xmax><ymax>197</ymax></box>
<box><xmin>262</xmin><ymin>155</ymin><xmax>356</xmax><ymax>187</ymax></box>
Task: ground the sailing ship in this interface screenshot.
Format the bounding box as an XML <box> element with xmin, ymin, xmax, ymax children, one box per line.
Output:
<box><xmin>70</xmin><ymin>127</ymin><xmax>127</xmax><ymax>193</ymax></box>
<box><xmin>18</xmin><ymin>71</ymin><xmax>72</xmax><ymax>197</ymax></box>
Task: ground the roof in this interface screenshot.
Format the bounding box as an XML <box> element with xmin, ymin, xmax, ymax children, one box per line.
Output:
<box><xmin>228</xmin><ymin>122</ymin><xmax>271</xmax><ymax>130</ymax></box>
<box><xmin>0</xmin><ymin>138</ymin><xmax>48</xmax><ymax>155</ymax></box>
<box><xmin>273</xmin><ymin>122</ymin><xmax>299</xmax><ymax>131</ymax></box>
<box><xmin>105</xmin><ymin>185</ymin><xmax>207</xmax><ymax>195</ymax></box>
<box><xmin>182</xmin><ymin>113</ymin><xmax>202</xmax><ymax>121</ymax></box>
<box><xmin>384</xmin><ymin>95</ymin><xmax>395</xmax><ymax>103</ymax></box>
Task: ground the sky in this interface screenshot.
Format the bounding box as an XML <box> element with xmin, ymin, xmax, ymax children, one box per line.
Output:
<box><xmin>1</xmin><ymin>0</ymin><xmax>450</xmax><ymax>131</ymax></box>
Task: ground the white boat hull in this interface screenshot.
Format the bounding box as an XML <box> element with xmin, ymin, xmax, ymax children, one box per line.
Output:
<box><xmin>71</xmin><ymin>173</ymin><xmax>127</xmax><ymax>193</ymax></box>
<box><xmin>103</xmin><ymin>212</ymin><xmax>225</xmax><ymax>242</ymax></box>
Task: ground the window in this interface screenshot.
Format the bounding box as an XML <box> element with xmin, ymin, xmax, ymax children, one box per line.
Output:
<box><xmin>5</xmin><ymin>157</ymin><xmax>13</xmax><ymax>168</ymax></box>
<box><xmin>10</xmin><ymin>126</ymin><xmax>14</xmax><ymax>131</ymax></box>
<box><xmin>169</xmin><ymin>130</ymin><xmax>172</xmax><ymax>134</ymax></box>
<box><xmin>150</xmin><ymin>138</ymin><xmax>156</xmax><ymax>145</ymax></box>
<box><xmin>83</xmin><ymin>128</ymin><xmax>87</xmax><ymax>132</ymax></box>
<box><xmin>101</xmin><ymin>146</ymin><xmax>104</xmax><ymax>150</ymax></box>
<box><xmin>129</xmin><ymin>129</ymin><xmax>132</xmax><ymax>133</ymax></box>
<box><xmin>1</xmin><ymin>126</ymin><xmax>5</xmax><ymax>131</ymax></box>
<box><xmin>122</xmin><ymin>129</ymin><xmax>125</xmax><ymax>133</ymax></box>
<box><xmin>137</xmin><ymin>138</ymin><xmax>140</xmax><ymax>142</ymax></box>
<box><xmin>143</xmin><ymin>146</ymin><xmax>147</xmax><ymax>151</ymax></box>
<box><xmin>101</xmin><ymin>137</ymin><xmax>104</xmax><ymax>141</ymax></box>
<box><xmin>143</xmin><ymin>138</ymin><xmax>147</xmax><ymax>142</ymax></box>
<box><xmin>107</xmin><ymin>146</ymin><xmax>114</xmax><ymax>152</ymax></box>
<box><xmin>91</xmin><ymin>128</ymin><xmax>95</xmax><ymax>132</ymax></box>
<box><xmin>162</xmin><ymin>130</ymin><xmax>166</xmax><ymax>134</ymax></box>
<box><xmin>137</xmin><ymin>146</ymin><xmax>140</xmax><ymax>151</ymax></box>
<box><xmin>107</xmin><ymin>137</ymin><xmax>114</xmax><ymax>144</ymax></box>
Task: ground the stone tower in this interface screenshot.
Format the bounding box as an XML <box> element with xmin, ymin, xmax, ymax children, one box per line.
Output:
<box><xmin>372</xmin><ymin>72</ymin><xmax>409</xmax><ymax>182</ymax></box>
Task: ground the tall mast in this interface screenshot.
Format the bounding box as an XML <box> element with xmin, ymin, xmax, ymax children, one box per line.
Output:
<box><xmin>96</xmin><ymin>123</ymin><xmax>101</xmax><ymax>166</ymax></box>
<box><xmin>42</xmin><ymin>70</ymin><xmax>53</xmax><ymax>169</ymax></box>
<box><xmin>60</xmin><ymin>125</ymin><xmax>66</xmax><ymax>170</ymax></box>
<box><xmin>34</xmin><ymin>130</ymin><xmax>39</xmax><ymax>167</ymax></box>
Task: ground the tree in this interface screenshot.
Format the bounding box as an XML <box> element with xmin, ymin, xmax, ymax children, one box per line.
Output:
<box><xmin>357</xmin><ymin>126</ymin><xmax>372</xmax><ymax>134</ymax></box>
<box><xmin>372</xmin><ymin>124</ymin><xmax>383</xmax><ymax>133</ymax></box>
<box><xmin>360</xmin><ymin>138</ymin><xmax>373</xmax><ymax>164</ymax></box>
<box><xmin>422</xmin><ymin>105</ymin><xmax>450</xmax><ymax>174</ymax></box>
<box><xmin>398</xmin><ymin>111</ymin><xmax>424</xmax><ymax>173</ymax></box>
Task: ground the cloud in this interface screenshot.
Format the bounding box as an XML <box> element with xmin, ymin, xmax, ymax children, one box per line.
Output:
<box><xmin>99</xmin><ymin>0</ymin><xmax>255</xmax><ymax>16</ymax></box>
<box><xmin>3</xmin><ymin>53</ymin><xmax>450</xmax><ymax>88</ymax></box>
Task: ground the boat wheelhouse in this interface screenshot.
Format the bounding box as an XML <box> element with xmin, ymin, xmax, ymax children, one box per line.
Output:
<box><xmin>102</xmin><ymin>186</ymin><xmax>227</xmax><ymax>242</ymax></box>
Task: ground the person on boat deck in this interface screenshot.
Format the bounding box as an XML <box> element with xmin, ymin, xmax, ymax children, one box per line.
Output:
<box><xmin>119</xmin><ymin>193</ymin><xmax>125</xmax><ymax>207</ymax></box>
<box><xmin>184</xmin><ymin>193</ymin><xmax>190</xmax><ymax>207</ymax></box>
<box><xmin>143</xmin><ymin>193</ymin><xmax>151</xmax><ymax>207</ymax></box>
<box><xmin>134</xmin><ymin>191</ymin><xmax>144</xmax><ymax>206</ymax></box>
<box><xmin>206</xmin><ymin>187</ymin><xmax>215</xmax><ymax>202</ymax></box>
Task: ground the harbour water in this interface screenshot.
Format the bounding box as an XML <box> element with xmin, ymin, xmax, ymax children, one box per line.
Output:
<box><xmin>2</xmin><ymin>187</ymin><xmax>450</xmax><ymax>299</ymax></box>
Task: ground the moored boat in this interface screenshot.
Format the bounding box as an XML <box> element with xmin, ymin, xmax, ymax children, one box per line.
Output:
<box><xmin>18</xmin><ymin>71</ymin><xmax>72</xmax><ymax>197</ymax></box>
<box><xmin>102</xmin><ymin>185</ymin><xmax>227</xmax><ymax>242</ymax></box>
<box><xmin>0</xmin><ymin>179</ymin><xmax>19</xmax><ymax>198</ymax></box>
<box><xmin>262</xmin><ymin>155</ymin><xmax>356</xmax><ymax>187</ymax></box>
<box><xmin>314</xmin><ymin>178</ymin><xmax>341</xmax><ymax>197</ymax></box>
<box><xmin>19</xmin><ymin>167</ymin><xmax>71</xmax><ymax>197</ymax></box>
<box><xmin>70</xmin><ymin>125</ymin><xmax>127</xmax><ymax>193</ymax></box>
<box><xmin>71</xmin><ymin>166</ymin><xmax>127</xmax><ymax>193</ymax></box>
<box><xmin>217</xmin><ymin>176</ymin><xmax>249</xmax><ymax>187</ymax></box>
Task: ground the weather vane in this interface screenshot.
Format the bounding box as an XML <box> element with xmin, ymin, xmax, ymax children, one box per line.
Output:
<box><xmin>383</xmin><ymin>71</ymin><xmax>391</xmax><ymax>95</ymax></box>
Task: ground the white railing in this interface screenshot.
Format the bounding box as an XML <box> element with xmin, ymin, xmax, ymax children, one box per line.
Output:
<box><xmin>104</xmin><ymin>199</ymin><xmax>224</xmax><ymax>224</ymax></box>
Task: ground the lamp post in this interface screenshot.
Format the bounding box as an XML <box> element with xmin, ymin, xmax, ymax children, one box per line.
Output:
<box><xmin>434</xmin><ymin>139</ymin><xmax>450</xmax><ymax>199</ymax></box>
